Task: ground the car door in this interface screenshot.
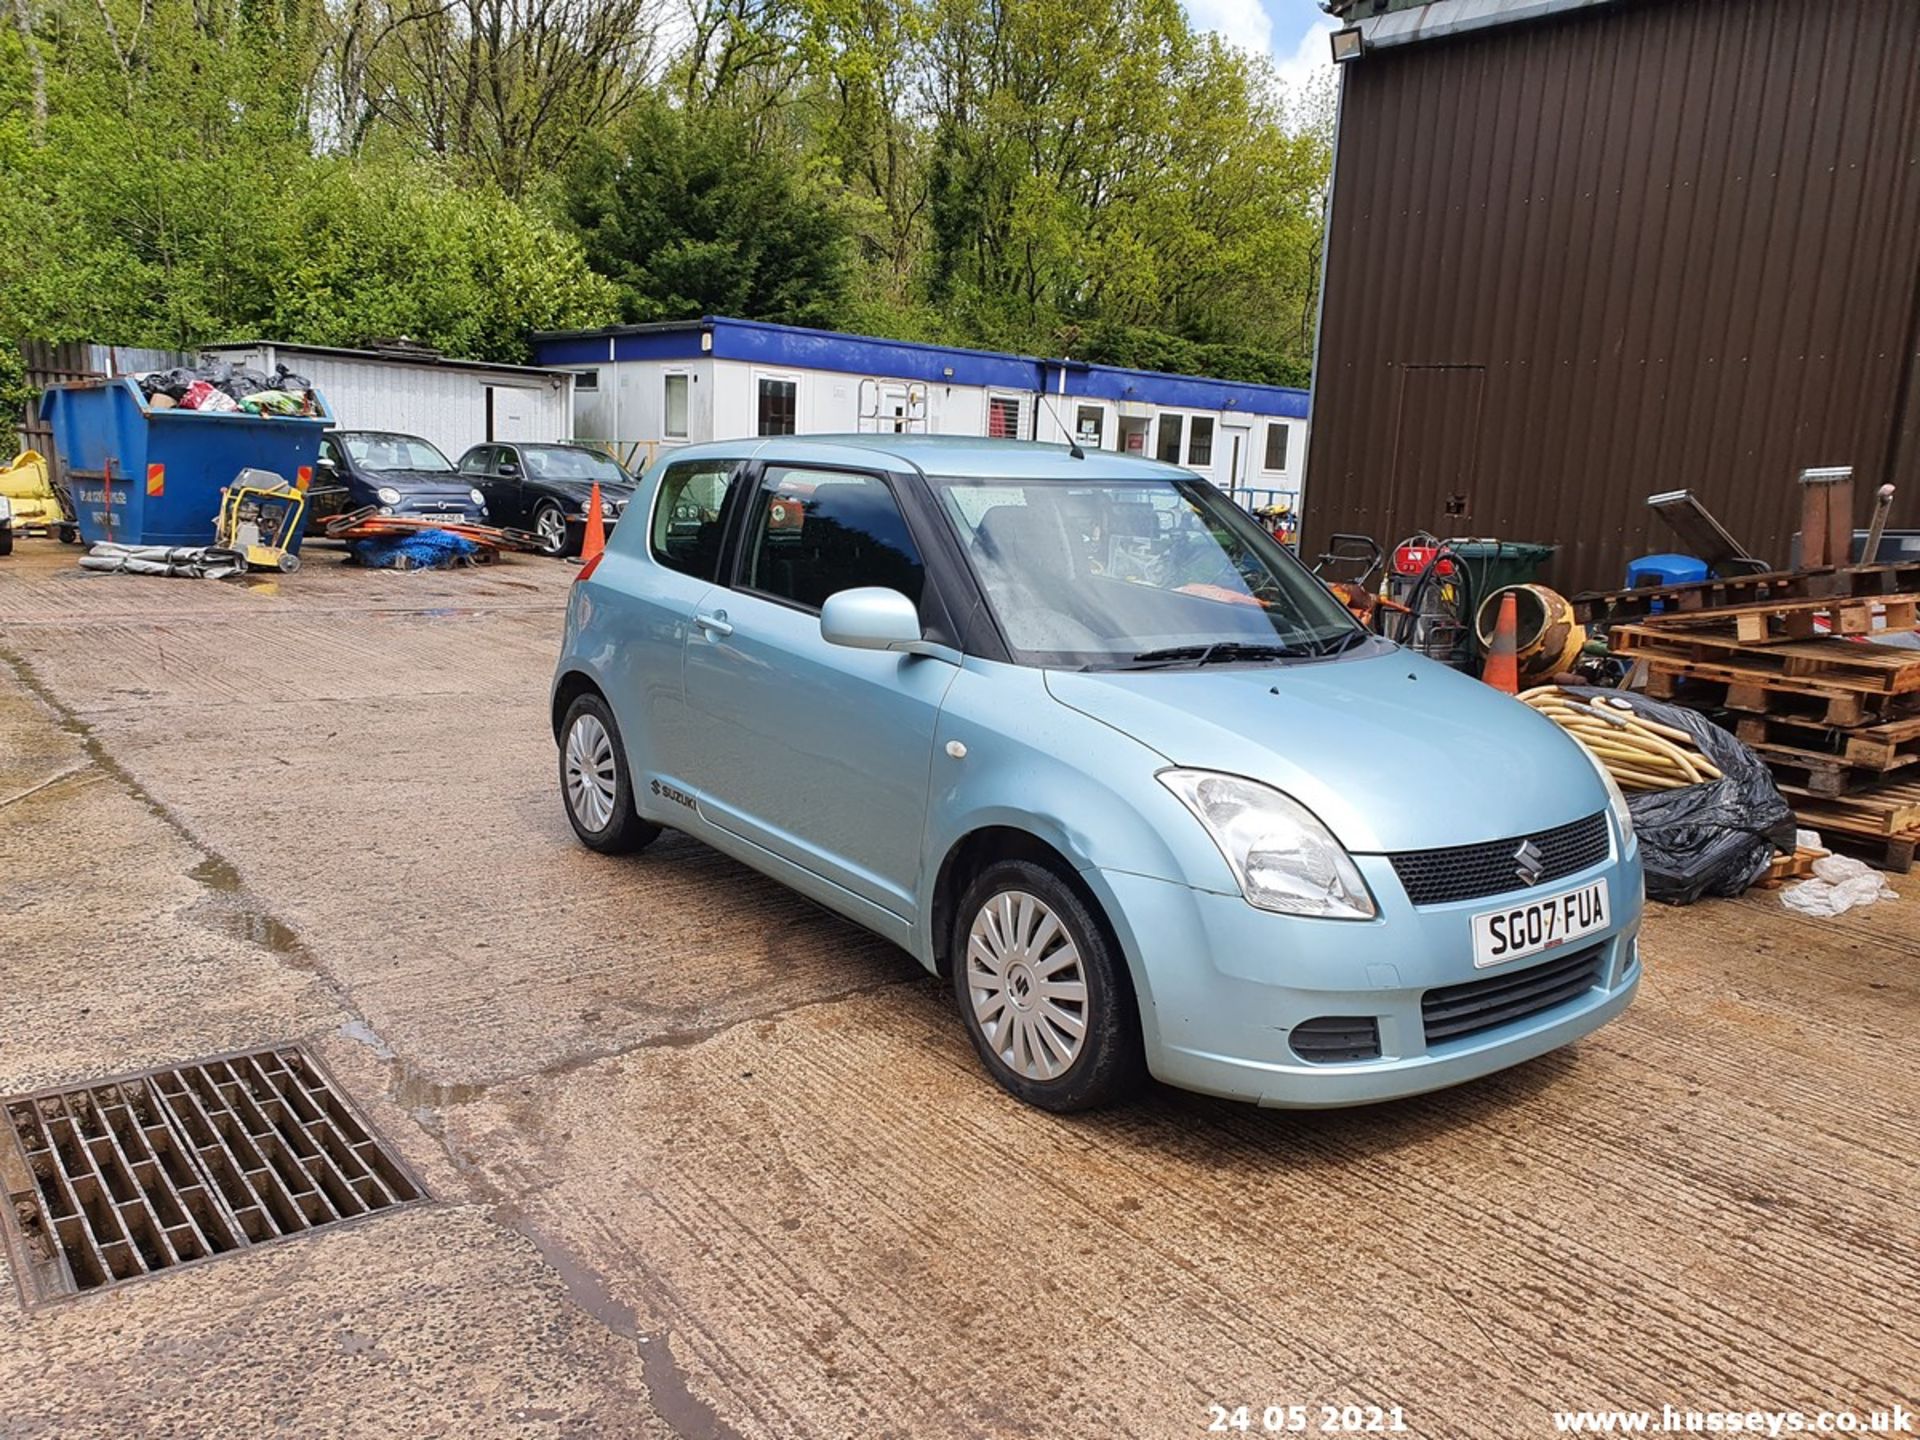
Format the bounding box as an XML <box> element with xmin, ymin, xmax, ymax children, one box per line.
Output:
<box><xmin>620</xmin><ymin>456</ymin><xmax>746</xmax><ymax>795</ymax></box>
<box><xmin>682</xmin><ymin>463</ymin><xmax>958</xmax><ymax>921</ymax></box>
<box><xmin>491</xmin><ymin>446</ymin><xmax>528</xmax><ymax>525</ymax></box>
<box><xmin>309</xmin><ymin>437</ymin><xmax>350</xmax><ymax>525</ymax></box>
<box><xmin>459</xmin><ymin>445</ymin><xmax>502</xmax><ymax>517</ymax></box>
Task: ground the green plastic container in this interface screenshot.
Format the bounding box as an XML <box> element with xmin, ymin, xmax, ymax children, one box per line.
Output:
<box><xmin>1447</xmin><ymin>540</ymin><xmax>1558</xmax><ymax>609</ymax></box>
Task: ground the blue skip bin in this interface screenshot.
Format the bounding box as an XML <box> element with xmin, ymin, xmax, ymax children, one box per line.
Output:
<box><xmin>40</xmin><ymin>378</ymin><xmax>333</xmax><ymax>552</ymax></box>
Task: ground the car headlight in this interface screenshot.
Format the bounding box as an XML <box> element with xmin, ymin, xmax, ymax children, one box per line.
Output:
<box><xmin>601</xmin><ymin>498</ymin><xmax>616</xmax><ymax>518</ymax></box>
<box><xmin>376</xmin><ymin>486</ymin><xmax>401</xmax><ymax>505</ymax></box>
<box><xmin>1575</xmin><ymin>740</ymin><xmax>1638</xmax><ymax>856</ymax></box>
<box><xmin>1158</xmin><ymin>769</ymin><xmax>1377</xmax><ymax>920</ymax></box>
<box><xmin>469</xmin><ymin>488</ymin><xmax>486</xmax><ymax>508</ymax></box>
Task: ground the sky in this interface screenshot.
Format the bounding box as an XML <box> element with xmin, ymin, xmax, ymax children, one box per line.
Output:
<box><xmin>1183</xmin><ymin>0</ymin><xmax>1337</xmax><ymax>96</ymax></box>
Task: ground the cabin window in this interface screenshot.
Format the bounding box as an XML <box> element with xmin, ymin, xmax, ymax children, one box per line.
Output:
<box><xmin>573</xmin><ymin>368</ymin><xmax>599</xmax><ymax>392</ymax></box>
<box><xmin>1075</xmin><ymin>406</ymin><xmax>1104</xmax><ymax>448</ymax></box>
<box><xmin>757</xmin><ymin>377</ymin><xmax>797</xmax><ymax>436</ymax></box>
<box><xmin>664</xmin><ymin>374</ymin><xmax>689</xmax><ymax>439</ymax></box>
<box><xmin>1264</xmin><ymin>422</ymin><xmax>1290</xmax><ymax>471</ymax></box>
<box><xmin>1186</xmin><ymin>417</ymin><xmax>1214</xmax><ymax>468</ymax></box>
<box><xmin>1155</xmin><ymin>414</ymin><xmax>1183</xmax><ymax>464</ymax></box>
<box><xmin>987</xmin><ymin>395</ymin><xmax>1022</xmax><ymax>439</ymax></box>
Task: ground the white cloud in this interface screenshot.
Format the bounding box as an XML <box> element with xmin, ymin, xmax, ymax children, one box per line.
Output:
<box><xmin>1183</xmin><ymin>2</ymin><xmax>1336</xmax><ymax>94</ymax></box>
<box><xmin>1184</xmin><ymin>0</ymin><xmax>1277</xmax><ymax>59</ymax></box>
<box><xmin>1272</xmin><ymin>14</ymin><xmax>1338</xmax><ymax>96</ymax></box>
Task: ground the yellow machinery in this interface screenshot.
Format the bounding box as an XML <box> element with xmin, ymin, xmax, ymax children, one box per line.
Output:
<box><xmin>215</xmin><ymin>467</ymin><xmax>307</xmax><ymax>573</ymax></box>
<box><xmin>0</xmin><ymin>450</ymin><xmax>74</xmax><ymax>537</ymax></box>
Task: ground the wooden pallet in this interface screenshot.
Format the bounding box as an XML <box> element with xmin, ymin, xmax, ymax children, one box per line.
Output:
<box><xmin>1645</xmin><ymin>669</ymin><xmax>1920</xmax><ymax>726</ymax></box>
<box><xmin>1631</xmin><ymin>643</ymin><xmax>1920</xmax><ymax>703</ymax></box>
<box><xmin>1817</xmin><ymin>828</ymin><xmax>1918</xmax><ymax>875</ymax></box>
<box><xmin>1753</xmin><ymin>845</ymin><xmax>1829</xmax><ymax>889</ymax></box>
<box><xmin>1572</xmin><ymin>560</ymin><xmax>1920</xmax><ymax>624</ymax></box>
<box><xmin>1733</xmin><ymin>711</ymin><xmax>1920</xmax><ymax>770</ymax></box>
<box><xmin>1749</xmin><ymin>742</ymin><xmax>1915</xmax><ymax>798</ymax></box>
<box><xmin>1785</xmin><ymin>775</ymin><xmax>1920</xmax><ymax>838</ymax></box>
<box><xmin>1629</xmin><ymin>592</ymin><xmax>1920</xmax><ymax>644</ymax></box>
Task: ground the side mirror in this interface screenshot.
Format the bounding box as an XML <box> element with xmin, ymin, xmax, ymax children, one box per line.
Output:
<box><xmin>499</xmin><ymin>461</ymin><xmax>520</xmax><ymax>477</ymax></box>
<box><xmin>820</xmin><ymin>587</ymin><xmax>924</xmax><ymax>652</ymax></box>
<box><xmin>316</xmin><ymin>456</ymin><xmax>336</xmax><ymax>471</ymax></box>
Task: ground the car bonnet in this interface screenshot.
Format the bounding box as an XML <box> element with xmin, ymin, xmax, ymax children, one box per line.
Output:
<box><xmin>1043</xmin><ymin>650</ymin><xmax>1609</xmax><ymax>853</ymax></box>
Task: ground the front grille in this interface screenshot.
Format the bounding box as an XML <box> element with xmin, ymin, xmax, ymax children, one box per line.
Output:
<box><xmin>1390</xmin><ymin>811</ymin><xmax>1610</xmax><ymax>907</ymax></box>
<box><xmin>1421</xmin><ymin>945</ymin><xmax>1606</xmax><ymax>1047</ymax></box>
<box><xmin>1289</xmin><ymin>1015</ymin><xmax>1381</xmax><ymax>1064</ymax></box>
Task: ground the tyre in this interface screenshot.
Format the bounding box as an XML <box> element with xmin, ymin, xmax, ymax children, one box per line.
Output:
<box><xmin>0</xmin><ymin>525</ymin><xmax>12</xmax><ymax>557</ymax></box>
<box><xmin>532</xmin><ymin>501</ymin><xmax>572</xmax><ymax>558</ymax></box>
<box><xmin>57</xmin><ymin>524</ymin><xmax>78</xmax><ymax>545</ymax></box>
<box><xmin>952</xmin><ymin>859</ymin><xmax>1144</xmax><ymax>1112</ymax></box>
<box><xmin>559</xmin><ymin>692</ymin><xmax>660</xmax><ymax>855</ymax></box>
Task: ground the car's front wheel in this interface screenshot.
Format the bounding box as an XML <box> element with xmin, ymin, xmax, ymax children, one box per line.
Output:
<box><xmin>952</xmin><ymin>859</ymin><xmax>1143</xmax><ymax>1111</ymax></box>
<box><xmin>532</xmin><ymin>500</ymin><xmax>571</xmax><ymax>558</ymax></box>
<box><xmin>560</xmin><ymin>693</ymin><xmax>660</xmax><ymax>854</ymax></box>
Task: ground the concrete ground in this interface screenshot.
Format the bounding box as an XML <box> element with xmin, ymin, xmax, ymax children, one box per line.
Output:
<box><xmin>0</xmin><ymin>536</ymin><xmax>1914</xmax><ymax>1440</ymax></box>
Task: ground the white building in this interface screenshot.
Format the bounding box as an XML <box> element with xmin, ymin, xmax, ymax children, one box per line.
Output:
<box><xmin>531</xmin><ymin>318</ymin><xmax>1308</xmax><ymax>507</ymax></box>
<box><xmin>203</xmin><ymin>342</ymin><xmax>575</xmax><ymax>461</ymax></box>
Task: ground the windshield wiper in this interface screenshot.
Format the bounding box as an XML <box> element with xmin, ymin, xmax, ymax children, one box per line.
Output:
<box><xmin>1125</xmin><ymin>642</ymin><xmax>1309</xmax><ymax>668</ymax></box>
<box><xmin>1309</xmin><ymin>628</ymin><xmax>1371</xmax><ymax>658</ymax></box>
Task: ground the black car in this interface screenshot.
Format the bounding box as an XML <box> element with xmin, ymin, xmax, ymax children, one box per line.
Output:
<box><xmin>309</xmin><ymin>431</ymin><xmax>489</xmax><ymax>532</ymax></box>
<box><xmin>456</xmin><ymin>443</ymin><xmax>636</xmax><ymax>557</ymax></box>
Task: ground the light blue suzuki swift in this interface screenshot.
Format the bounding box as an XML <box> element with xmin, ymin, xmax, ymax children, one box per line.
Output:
<box><xmin>552</xmin><ymin>437</ymin><xmax>1643</xmax><ymax>1111</ymax></box>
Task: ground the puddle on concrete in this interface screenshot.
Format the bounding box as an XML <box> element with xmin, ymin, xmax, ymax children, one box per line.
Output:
<box><xmin>392</xmin><ymin>1064</ymin><xmax>488</xmax><ymax>1113</ymax></box>
<box><xmin>3</xmin><ymin>646</ymin><xmax>323</xmax><ymax>982</ymax></box>
<box><xmin>187</xmin><ymin>856</ymin><xmax>307</xmax><ymax>957</ymax></box>
<box><xmin>494</xmin><ymin>1200</ymin><xmax>745</xmax><ymax>1440</ymax></box>
<box><xmin>337</xmin><ymin>1018</ymin><xmax>395</xmax><ymax>1060</ymax></box>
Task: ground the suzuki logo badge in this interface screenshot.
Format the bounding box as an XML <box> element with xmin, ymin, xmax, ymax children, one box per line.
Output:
<box><xmin>1514</xmin><ymin>839</ymin><xmax>1546</xmax><ymax>887</ymax></box>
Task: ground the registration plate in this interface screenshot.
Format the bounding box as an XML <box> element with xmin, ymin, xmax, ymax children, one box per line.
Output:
<box><xmin>1471</xmin><ymin>878</ymin><xmax>1610</xmax><ymax>968</ymax></box>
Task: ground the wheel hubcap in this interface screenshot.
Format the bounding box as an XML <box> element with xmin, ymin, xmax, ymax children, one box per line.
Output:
<box><xmin>564</xmin><ymin>713</ymin><xmax>617</xmax><ymax>831</ymax></box>
<box><xmin>966</xmin><ymin>890</ymin><xmax>1087</xmax><ymax>1081</ymax></box>
<box><xmin>538</xmin><ymin>509</ymin><xmax>565</xmax><ymax>551</ymax></box>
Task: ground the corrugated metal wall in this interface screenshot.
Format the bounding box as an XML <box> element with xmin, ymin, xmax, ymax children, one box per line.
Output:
<box><xmin>1304</xmin><ymin>0</ymin><xmax>1920</xmax><ymax>593</ymax></box>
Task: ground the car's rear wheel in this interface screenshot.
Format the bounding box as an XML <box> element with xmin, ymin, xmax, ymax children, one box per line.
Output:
<box><xmin>532</xmin><ymin>500</ymin><xmax>571</xmax><ymax>557</ymax></box>
<box><xmin>952</xmin><ymin>859</ymin><xmax>1143</xmax><ymax>1112</ymax></box>
<box><xmin>560</xmin><ymin>693</ymin><xmax>659</xmax><ymax>854</ymax></box>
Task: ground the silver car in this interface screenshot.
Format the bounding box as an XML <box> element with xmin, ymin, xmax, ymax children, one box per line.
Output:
<box><xmin>552</xmin><ymin>437</ymin><xmax>1643</xmax><ymax>1111</ymax></box>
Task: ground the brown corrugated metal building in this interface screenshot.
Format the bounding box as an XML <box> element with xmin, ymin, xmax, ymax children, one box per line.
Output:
<box><xmin>1304</xmin><ymin>0</ymin><xmax>1920</xmax><ymax>594</ymax></box>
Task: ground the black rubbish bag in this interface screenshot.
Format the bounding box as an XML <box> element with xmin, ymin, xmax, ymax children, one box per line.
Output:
<box><xmin>145</xmin><ymin>367</ymin><xmax>201</xmax><ymax>400</ymax></box>
<box><xmin>224</xmin><ymin>366</ymin><xmax>273</xmax><ymax>399</ymax></box>
<box><xmin>273</xmin><ymin>363</ymin><xmax>315</xmax><ymax>393</ymax></box>
<box><xmin>1555</xmin><ymin>686</ymin><xmax>1796</xmax><ymax>905</ymax></box>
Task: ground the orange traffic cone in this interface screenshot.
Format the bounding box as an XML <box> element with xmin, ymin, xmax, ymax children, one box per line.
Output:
<box><xmin>581</xmin><ymin>480</ymin><xmax>606</xmax><ymax>564</ymax></box>
<box><xmin>1483</xmin><ymin>590</ymin><xmax>1520</xmax><ymax>695</ymax></box>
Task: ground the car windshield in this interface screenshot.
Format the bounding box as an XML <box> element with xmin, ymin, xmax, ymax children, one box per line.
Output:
<box><xmin>932</xmin><ymin>475</ymin><xmax>1366</xmax><ymax>669</ymax></box>
<box><xmin>522</xmin><ymin>447</ymin><xmax>627</xmax><ymax>483</ymax></box>
<box><xmin>342</xmin><ymin>434</ymin><xmax>454</xmax><ymax>474</ymax></box>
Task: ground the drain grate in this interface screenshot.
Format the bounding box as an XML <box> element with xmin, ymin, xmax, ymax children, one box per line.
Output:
<box><xmin>1</xmin><ymin>1045</ymin><xmax>426</xmax><ymax>1308</ymax></box>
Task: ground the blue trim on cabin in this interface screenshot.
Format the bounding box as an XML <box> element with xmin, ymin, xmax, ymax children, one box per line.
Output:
<box><xmin>531</xmin><ymin>317</ymin><xmax>1311</xmax><ymax>420</ymax></box>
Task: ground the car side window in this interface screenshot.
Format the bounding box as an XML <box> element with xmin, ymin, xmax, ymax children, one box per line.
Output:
<box><xmin>742</xmin><ymin>467</ymin><xmax>925</xmax><ymax>612</ymax></box>
<box><xmin>459</xmin><ymin>447</ymin><xmax>493</xmax><ymax>476</ymax></box>
<box><xmin>651</xmin><ymin>460</ymin><xmax>738</xmax><ymax>581</ymax></box>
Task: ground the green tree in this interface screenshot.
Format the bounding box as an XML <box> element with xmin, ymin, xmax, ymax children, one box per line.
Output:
<box><xmin>565</xmin><ymin>97</ymin><xmax>856</xmax><ymax>327</ymax></box>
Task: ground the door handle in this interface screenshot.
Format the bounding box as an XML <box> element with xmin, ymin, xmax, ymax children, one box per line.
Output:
<box><xmin>694</xmin><ymin>610</ymin><xmax>733</xmax><ymax>638</ymax></box>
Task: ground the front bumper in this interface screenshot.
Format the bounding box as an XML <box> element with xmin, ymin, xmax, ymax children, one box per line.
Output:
<box><xmin>1094</xmin><ymin>842</ymin><xmax>1643</xmax><ymax>1108</ymax></box>
<box><xmin>396</xmin><ymin>504</ymin><xmax>486</xmax><ymax>525</ymax></box>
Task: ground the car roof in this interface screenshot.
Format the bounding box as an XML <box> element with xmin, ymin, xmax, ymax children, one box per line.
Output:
<box><xmin>651</xmin><ymin>435</ymin><xmax>1196</xmax><ymax>482</ymax></box>
<box><xmin>336</xmin><ymin>430</ymin><xmax>435</xmax><ymax>443</ymax></box>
